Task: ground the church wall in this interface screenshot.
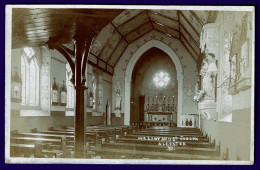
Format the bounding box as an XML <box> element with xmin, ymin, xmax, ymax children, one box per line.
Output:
<box><xmin>86</xmin><ymin>72</ymin><xmax>113</xmax><ymax>126</ymax></box>
<box><xmin>10</xmin><ymin>47</ymin><xmax>70</xmax><ymax>133</ymax></box>
<box><xmin>10</xmin><ymin>47</ymin><xmax>113</xmax><ymax>132</ymax></box>
<box><xmin>201</xmin><ymin>119</ymin><xmax>251</xmax><ymax>161</ymax></box>
<box><xmin>10</xmin><ymin>115</ymin><xmax>74</xmax><ymax>132</ymax></box>
<box><xmin>200</xmin><ymin>11</ymin><xmax>253</xmax><ymax>161</ymax></box>
<box><xmin>50</xmin><ymin>50</ymin><xmax>66</xmax><ymax>87</ymax></box>
<box><xmin>113</xmin><ymin>30</ymin><xmax>198</xmax><ymax>124</ymax></box>
<box><xmin>232</xmin><ymin>88</ymin><xmax>251</xmax><ymax>126</ymax></box>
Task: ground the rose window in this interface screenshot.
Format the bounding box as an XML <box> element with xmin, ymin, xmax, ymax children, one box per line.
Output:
<box><xmin>153</xmin><ymin>71</ymin><xmax>170</xmax><ymax>87</ymax></box>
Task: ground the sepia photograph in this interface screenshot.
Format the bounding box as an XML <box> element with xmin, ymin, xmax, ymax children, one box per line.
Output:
<box><xmin>5</xmin><ymin>5</ymin><xmax>255</xmax><ymax>164</ymax></box>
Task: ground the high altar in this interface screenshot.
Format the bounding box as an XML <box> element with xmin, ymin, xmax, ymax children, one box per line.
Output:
<box><xmin>144</xmin><ymin>95</ymin><xmax>176</xmax><ymax>124</ymax></box>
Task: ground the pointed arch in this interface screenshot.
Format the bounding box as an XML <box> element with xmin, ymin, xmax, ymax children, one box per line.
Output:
<box><xmin>124</xmin><ymin>40</ymin><xmax>183</xmax><ymax>126</ymax></box>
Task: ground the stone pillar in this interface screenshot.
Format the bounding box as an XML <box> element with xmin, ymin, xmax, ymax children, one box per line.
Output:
<box><xmin>124</xmin><ymin>76</ymin><xmax>131</xmax><ymax>125</ymax></box>
<box><xmin>177</xmin><ymin>73</ymin><xmax>183</xmax><ymax>127</ymax></box>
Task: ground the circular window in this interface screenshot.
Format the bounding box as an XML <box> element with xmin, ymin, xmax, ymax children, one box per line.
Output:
<box><xmin>153</xmin><ymin>71</ymin><xmax>170</xmax><ymax>87</ymax></box>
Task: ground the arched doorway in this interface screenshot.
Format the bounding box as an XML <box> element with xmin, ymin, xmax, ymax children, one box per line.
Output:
<box><xmin>124</xmin><ymin>40</ymin><xmax>183</xmax><ymax>126</ymax></box>
<box><xmin>131</xmin><ymin>48</ymin><xmax>178</xmax><ymax>125</ymax></box>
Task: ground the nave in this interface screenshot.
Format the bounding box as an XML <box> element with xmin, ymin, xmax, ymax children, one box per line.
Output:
<box><xmin>7</xmin><ymin>6</ymin><xmax>254</xmax><ymax>163</ymax></box>
<box><xmin>10</xmin><ymin>124</ymin><xmax>222</xmax><ymax>160</ymax></box>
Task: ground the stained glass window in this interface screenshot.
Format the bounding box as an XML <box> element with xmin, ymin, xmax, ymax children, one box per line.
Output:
<box><xmin>21</xmin><ymin>47</ymin><xmax>39</xmax><ymax>106</ymax></box>
<box><xmin>153</xmin><ymin>71</ymin><xmax>170</xmax><ymax>87</ymax></box>
<box><xmin>66</xmin><ymin>63</ymin><xmax>75</xmax><ymax>109</ymax></box>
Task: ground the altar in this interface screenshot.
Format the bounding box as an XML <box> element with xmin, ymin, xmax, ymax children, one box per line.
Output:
<box><xmin>144</xmin><ymin>93</ymin><xmax>177</xmax><ymax>124</ymax></box>
<box><xmin>146</xmin><ymin>112</ymin><xmax>173</xmax><ymax>122</ymax></box>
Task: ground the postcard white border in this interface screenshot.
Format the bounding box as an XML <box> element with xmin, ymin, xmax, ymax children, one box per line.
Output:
<box><xmin>5</xmin><ymin>5</ymin><xmax>255</xmax><ymax>165</ymax></box>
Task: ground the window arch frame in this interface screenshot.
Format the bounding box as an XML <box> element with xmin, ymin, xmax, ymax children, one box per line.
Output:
<box><xmin>21</xmin><ymin>47</ymin><xmax>40</xmax><ymax>107</ymax></box>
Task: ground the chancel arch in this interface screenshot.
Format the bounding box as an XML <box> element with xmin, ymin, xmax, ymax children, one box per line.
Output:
<box><xmin>131</xmin><ymin>47</ymin><xmax>178</xmax><ymax>124</ymax></box>
<box><xmin>124</xmin><ymin>40</ymin><xmax>183</xmax><ymax>126</ymax></box>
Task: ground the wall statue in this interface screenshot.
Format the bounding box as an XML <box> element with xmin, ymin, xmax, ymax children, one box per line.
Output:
<box><xmin>200</xmin><ymin>52</ymin><xmax>217</xmax><ymax>100</ymax></box>
<box><xmin>115</xmin><ymin>82</ymin><xmax>121</xmax><ymax>117</ymax></box>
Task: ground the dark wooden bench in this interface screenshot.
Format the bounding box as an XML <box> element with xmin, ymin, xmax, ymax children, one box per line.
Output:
<box><xmin>88</xmin><ymin>147</ymin><xmax>221</xmax><ymax>160</ymax></box>
<box><xmin>10</xmin><ymin>132</ymin><xmax>71</xmax><ymax>158</ymax></box>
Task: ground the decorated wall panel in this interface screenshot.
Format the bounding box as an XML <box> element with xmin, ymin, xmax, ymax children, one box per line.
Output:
<box><xmin>150</xmin><ymin>10</ymin><xmax>178</xmax><ymax>20</ymax></box>
<box><xmin>152</xmin><ymin>23</ymin><xmax>179</xmax><ymax>39</ymax></box>
<box><xmin>98</xmin><ymin>60</ymin><xmax>106</xmax><ymax>69</ymax></box>
<box><xmin>180</xmin><ymin>26</ymin><xmax>200</xmax><ymax>55</ymax></box>
<box><xmin>88</xmin><ymin>54</ymin><xmax>98</xmax><ymax>64</ymax></box>
<box><xmin>108</xmin><ymin>39</ymin><xmax>128</xmax><ymax>66</ymax></box>
<box><xmin>107</xmin><ymin>65</ymin><xmax>113</xmax><ymax>73</ymax></box>
<box><xmin>180</xmin><ymin>15</ymin><xmax>200</xmax><ymax>45</ymax></box>
<box><xmin>112</xmin><ymin>9</ymin><xmax>143</xmax><ymax>27</ymax></box>
<box><xmin>40</xmin><ymin>47</ymin><xmax>51</xmax><ymax>112</ymax></box>
<box><xmin>90</xmin><ymin>23</ymin><xmax>115</xmax><ymax>56</ymax></box>
<box><xmin>192</xmin><ymin>10</ymin><xmax>209</xmax><ymax>24</ymax></box>
<box><xmin>220</xmin><ymin>31</ymin><xmax>233</xmax><ymax>118</ymax></box>
<box><xmin>180</xmin><ymin>35</ymin><xmax>199</xmax><ymax>62</ymax></box>
<box><xmin>99</xmin><ymin>31</ymin><xmax>121</xmax><ymax>61</ymax></box>
<box><xmin>181</xmin><ymin>10</ymin><xmax>203</xmax><ymax>33</ymax></box>
<box><xmin>125</xmin><ymin>22</ymin><xmax>152</xmax><ymax>42</ymax></box>
<box><xmin>149</xmin><ymin>12</ymin><xmax>179</xmax><ymax>30</ymax></box>
<box><xmin>117</xmin><ymin>12</ymin><xmax>149</xmax><ymax>35</ymax></box>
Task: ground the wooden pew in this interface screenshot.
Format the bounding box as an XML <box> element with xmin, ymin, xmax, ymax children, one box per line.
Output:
<box><xmin>10</xmin><ymin>130</ymin><xmax>71</xmax><ymax>158</ymax></box>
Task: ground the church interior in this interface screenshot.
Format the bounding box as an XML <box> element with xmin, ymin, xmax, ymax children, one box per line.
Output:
<box><xmin>6</xmin><ymin>7</ymin><xmax>254</xmax><ymax>162</ymax></box>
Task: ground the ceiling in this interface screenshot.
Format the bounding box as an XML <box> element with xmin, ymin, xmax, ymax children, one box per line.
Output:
<box><xmin>12</xmin><ymin>8</ymin><xmax>217</xmax><ymax>75</ymax></box>
<box><xmin>12</xmin><ymin>8</ymin><xmax>123</xmax><ymax>48</ymax></box>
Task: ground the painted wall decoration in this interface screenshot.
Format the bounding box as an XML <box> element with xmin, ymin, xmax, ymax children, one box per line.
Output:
<box><xmin>236</xmin><ymin>13</ymin><xmax>252</xmax><ymax>90</ymax></box>
<box><xmin>198</xmin><ymin>23</ymin><xmax>220</xmax><ymax>120</ymax></box>
<box><xmin>220</xmin><ymin>31</ymin><xmax>232</xmax><ymax>118</ymax></box>
<box><xmin>97</xmin><ymin>74</ymin><xmax>103</xmax><ymax>113</ymax></box>
<box><xmin>92</xmin><ymin>75</ymin><xmax>97</xmax><ymax>110</ymax></box>
<box><xmin>115</xmin><ymin>82</ymin><xmax>122</xmax><ymax>117</ymax></box>
<box><xmin>11</xmin><ymin>67</ymin><xmax>22</xmax><ymax>103</ymax></box>
<box><xmin>40</xmin><ymin>47</ymin><xmax>51</xmax><ymax>112</ymax></box>
<box><xmin>229</xmin><ymin>25</ymin><xmax>241</xmax><ymax>92</ymax></box>
<box><xmin>238</xmin><ymin>41</ymin><xmax>248</xmax><ymax>81</ymax></box>
<box><xmin>200</xmin><ymin>23</ymin><xmax>219</xmax><ymax>60</ymax></box>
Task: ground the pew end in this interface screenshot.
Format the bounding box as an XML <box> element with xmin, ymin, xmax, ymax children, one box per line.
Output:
<box><xmin>31</xmin><ymin>128</ymin><xmax>38</xmax><ymax>133</ymax></box>
<box><xmin>48</xmin><ymin>127</ymin><xmax>54</xmax><ymax>131</ymax></box>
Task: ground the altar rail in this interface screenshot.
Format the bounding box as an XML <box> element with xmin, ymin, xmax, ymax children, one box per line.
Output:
<box><xmin>130</xmin><ymin>121</ymin><xmax>177</xmax><ymax>129</ymax></box>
